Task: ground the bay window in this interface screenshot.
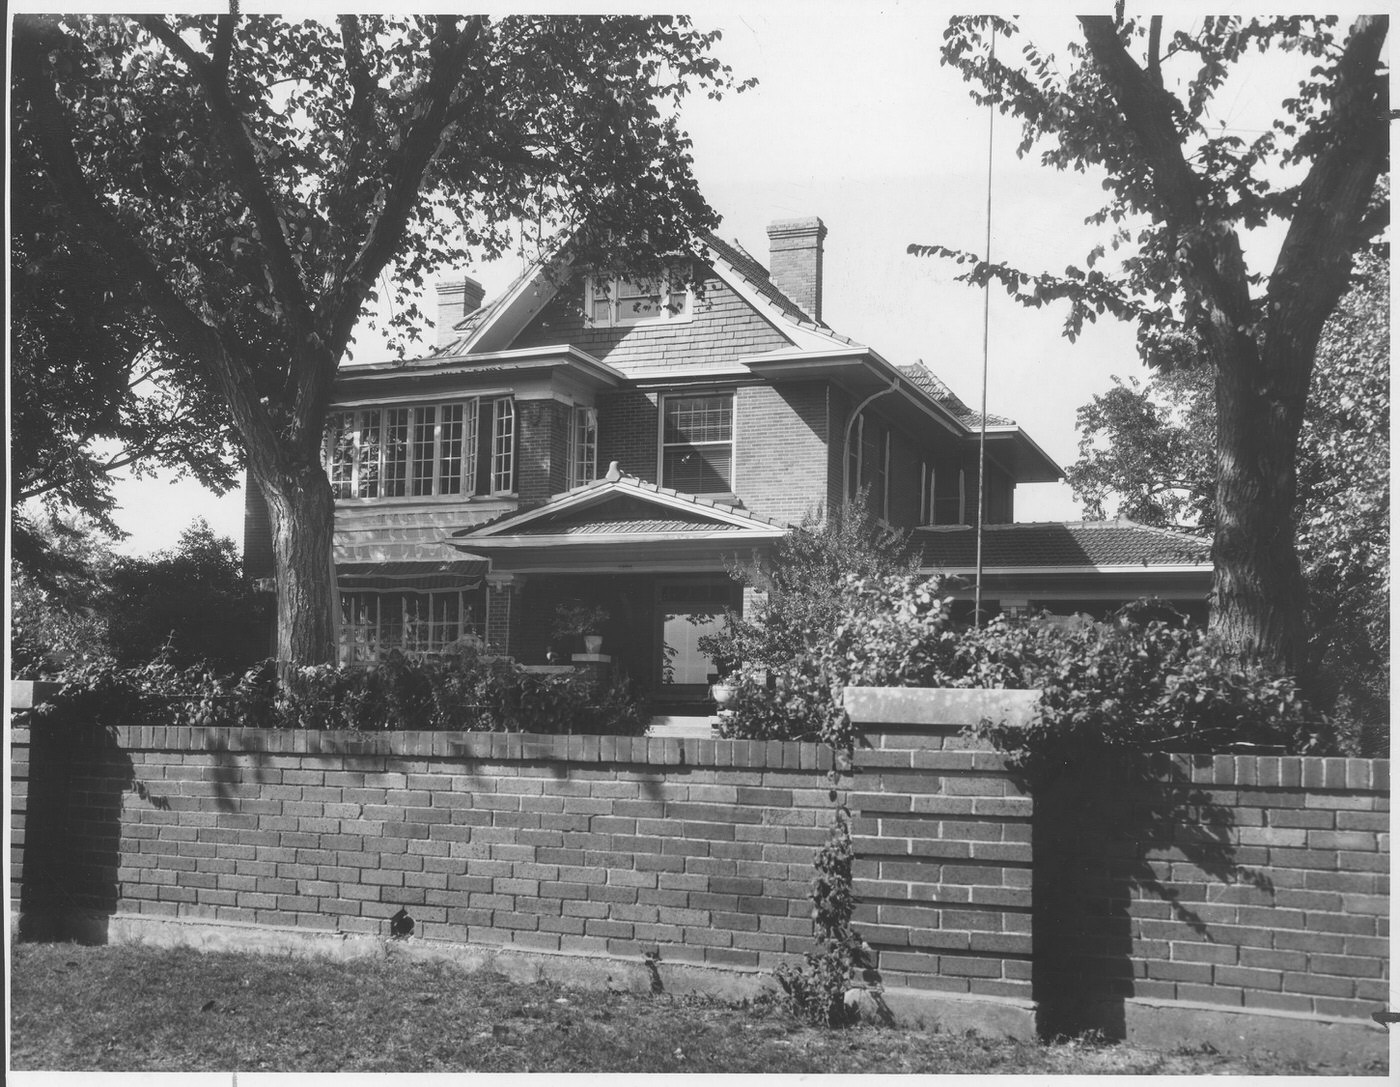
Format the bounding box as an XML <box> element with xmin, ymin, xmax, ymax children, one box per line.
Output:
<box><xmin>328</xmin><ymin>397</ymin><xmax>513</xmax><ymax>499</ymax></box>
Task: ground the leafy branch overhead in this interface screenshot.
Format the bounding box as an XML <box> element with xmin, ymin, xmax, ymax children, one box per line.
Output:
<box><xmin>13</xmin><ymin>14</ymin><xmax>751</xmax><ymax>664</ymax></box>
<box><xmin>911</xmin><ymin>14</ymin><xmax>1387</xmax><ymax>365</ymax></box>
<box><xmin>908</xmin><ymin>13</ymin><xmax>1388</xmax><ymax>672</ymax></box>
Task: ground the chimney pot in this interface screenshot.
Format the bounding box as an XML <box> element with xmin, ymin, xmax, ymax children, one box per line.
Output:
<box><xmin>436</xmin><ymin>276</ymin><xmax>486</xmax><ymax>349</ymax></box>
<box><xmin>766</xmin><ymin>217</ymin><xmax>827</xmax><ymax>323</ymax></box>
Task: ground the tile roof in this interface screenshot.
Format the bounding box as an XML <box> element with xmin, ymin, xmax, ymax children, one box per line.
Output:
<box><xmin>514</xmin><ymin>517</ymin><xmax>747</xmax><ymax>536</ymax></box>
<box><xmin>900</xmin><ymin>360</ymin><xmax>1015</xmax><ymax>427</ymax></box>
<box><xmin>451</xmin><ymin>466</ymin><xmax>789</xmax><ymax>541</ymax></box>
<box><xmin>916</xmin><ymin>520</ymin><xmax>1211</xmax><ymax>569</ymax></box>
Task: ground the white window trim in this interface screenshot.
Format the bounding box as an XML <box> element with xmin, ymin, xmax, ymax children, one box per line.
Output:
<box><xmin>584</xmin><ymin>272</ymin><xmax>693</xmax><ymax>329</ymax></box>
<box><xmin>568</xmin><ymin>404</ymin><xmax>599</xmax><ymax>490</ymax></box>
<box><xmin>327</xmin><ymin>396</ymin><xmax>517</xmax><ymax>502</ymax></box>
<box><xmin>338</xmin><ymin>587</ymin><xmax>485</xmax><ymax>664</ymax></box>
<box><xmin>657</xmin><ymin>390</ymin><xmax>737</xmax><ymax>496</ymax></box>
<box><xmin>490</xmin><ymin>397</ymin><xmax>515</xmax><ymax>496</ymax></box>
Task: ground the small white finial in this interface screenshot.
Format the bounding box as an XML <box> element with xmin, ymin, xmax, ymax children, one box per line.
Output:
<box><xmin>605</xmin><ymin>461</ymin><xmax>622</xmax><ymax>482</ymax></box>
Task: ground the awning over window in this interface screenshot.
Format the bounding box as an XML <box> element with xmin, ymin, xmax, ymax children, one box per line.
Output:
<box><xmin>336</xmin><ymin>560</ymin><xmax>487</xmax><ymax>591</ymax></box>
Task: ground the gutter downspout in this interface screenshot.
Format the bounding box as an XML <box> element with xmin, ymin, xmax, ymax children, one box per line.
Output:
<box><xmin>842</xmin><ymin>378</ymin><xmax>901</xmax><ymax>513</ymax></box>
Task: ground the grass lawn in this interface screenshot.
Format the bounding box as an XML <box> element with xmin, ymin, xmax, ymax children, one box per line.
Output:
<box><xmin>7</xmin><ymin>942</ymin><xmax>1376</xmax><ymax>1075</ymax></box>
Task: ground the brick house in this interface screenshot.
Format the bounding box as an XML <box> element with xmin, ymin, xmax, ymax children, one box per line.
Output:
<box><xmin>245</xmin><ymin>216</ymin><xmax>1211</xmax><ymax>703</ymax></box>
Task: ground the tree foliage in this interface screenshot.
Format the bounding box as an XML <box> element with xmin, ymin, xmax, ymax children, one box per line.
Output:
<box><xmin>13</xmin><ymin>14</ymin><xmax>750</xmax><ymax>665</ymax></box>
<box><xmin>1068</xmin><ymin>251</ymin><xmax>1389</xmax><ymax>751</ymax></box>
<box><xmin>910</xmin><ymin>12</ymin><xmax>1388</xmax><ymax>672</ymax></box>
<box><xmin>11</xmin><ymin>141</ymin><xmax>238</xmax><ymax>568</ymax></box>
<box><xmin>11</xmin><ymin>519</ymin><xmax>270</xmax><ymax>677</ymax></box>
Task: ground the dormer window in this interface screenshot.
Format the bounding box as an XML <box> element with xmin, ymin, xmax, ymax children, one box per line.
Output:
<box><xmin>586</xmin><ymin>274</ymin><xmax>690</xmax><ymax>327</ymax></box>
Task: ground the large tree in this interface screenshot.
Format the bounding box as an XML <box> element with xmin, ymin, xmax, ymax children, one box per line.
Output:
<box><xmin>14</xmin><ymin>14</ymin><xmax>748</xmax><ymax>666</ymax></box>
<box><xmin>11</xmin><ymin>142</ymin><xmax>238</xmax><ymax>572</ymax></box>
<box><xmin>910</xmin><ymin>13</ymin><xmax>1388</xmax><ymax>672</ymax></box>
<box><xmin>1069</xmin><ymin>251</ymin><xmax>1388</xmax><ymax>750</ymax></box>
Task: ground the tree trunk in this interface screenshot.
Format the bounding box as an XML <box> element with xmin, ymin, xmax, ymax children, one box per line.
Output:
<box><xmin>258</xmin><ymin>460</ymin><xmax>339</xmax><ymax>667</ymax></box>
<box><xmin>1210</xmin><ymin>340</ymin><xmax>1309</xmax><ymax>672</ymax></box>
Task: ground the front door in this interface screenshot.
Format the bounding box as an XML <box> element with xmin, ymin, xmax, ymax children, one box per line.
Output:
<box><xmin>654</xmin><ymin>580</ymin><xmax>736</xmax><ymax>704</ymax></box>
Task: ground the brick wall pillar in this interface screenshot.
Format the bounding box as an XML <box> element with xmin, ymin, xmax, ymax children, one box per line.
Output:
<box><xmin>484</xmin><ymin>573</ymin><xmax>525</xmax><ymax>656</ymax></box>
<box><xmin>844</xmin><ymin>687</ymin><xmax>1040</xmax><ymax>1017</ymax></box>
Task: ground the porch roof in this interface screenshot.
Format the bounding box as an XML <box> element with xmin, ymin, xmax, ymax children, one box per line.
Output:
<box><xmin>442</xmin><ymin>465</ymin><xmax>785</xmax><ymax>573</ymax></box>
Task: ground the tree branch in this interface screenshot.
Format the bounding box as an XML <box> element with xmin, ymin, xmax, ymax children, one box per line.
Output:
<box><xmin>212</xmin><ymin>13</ymin><xmax>235</xmax><ymax>84</ymax></box>
<box><xmin>312</xmin><ymin>16</ymin><xmax>486</xmax><ymax>417</ymax></box>
<box><xmin>14</xmin><ymin>16</ymin><xmax>281</xmax><ymax>465</ymax></box>
<box><xmin>136</xmin><ymin>15</ymin><xmax>316</xmax><ymax>354</ymax></box>
<box><xmin>1265</xmin><ymin>15</ymin><xmax>1389</xmax><ymax>369</ymax></box>
<box><xmin>1078</xmin><ymin>15</ymin><xmax>1255</xmax><ymax>337</ymax></box>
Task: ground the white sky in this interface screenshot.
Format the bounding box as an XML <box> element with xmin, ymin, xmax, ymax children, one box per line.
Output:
<box><xmin>79</xmin><ymin>3</ymin><xmax>1367</xmax><ymax>554</ymax></box>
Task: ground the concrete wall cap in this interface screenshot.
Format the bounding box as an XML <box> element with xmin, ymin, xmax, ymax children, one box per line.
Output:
<box><xmin>844</xmin><ymin>687</ymin><xmax>1039</xmax><ymax>729</ymax></box>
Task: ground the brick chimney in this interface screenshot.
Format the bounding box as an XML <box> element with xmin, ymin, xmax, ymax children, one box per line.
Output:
<box><xmin>765</xmin><ymin>217</ymin><xmax>827</xmax><ymax>323</ymax></box>
<box><xmin>436</xmin><ymin>276</ymin><xmax>486</xmax><ymax>348</ymax></box>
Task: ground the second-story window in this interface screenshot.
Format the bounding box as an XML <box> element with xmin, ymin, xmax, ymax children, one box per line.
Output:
<box><xmin>328</xmin><ymin>397</ymin><xmax>514</xmax><ymax>499</ymax></box>
<box><xmin>568</xmin><ymin>405</ymin><xmax>598</xmax><ymax>490</ymax></box>
<box><xmin>661</xmin><ymin>392</ymin><xmax>734</xmax><ymax>494</ymax></box>
<box><xmin>587</xmin><ymin>274</ymin><xmax>690</xmax><ymax>327</ymax></box>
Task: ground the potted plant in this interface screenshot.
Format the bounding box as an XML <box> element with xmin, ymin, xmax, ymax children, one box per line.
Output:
<box><xmin>552</xmin><ymin>601</ymin><xmax>611</xmax><ymax>654</ymax></box>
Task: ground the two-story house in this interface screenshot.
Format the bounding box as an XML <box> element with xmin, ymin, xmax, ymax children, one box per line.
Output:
<box><xmin>245</xmin><ymin>216</ymin><xmax>1211</xmax><ymax>706</ymax></box>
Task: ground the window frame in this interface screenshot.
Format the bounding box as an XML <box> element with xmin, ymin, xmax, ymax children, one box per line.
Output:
<box><xmin>338</xmin><ymin>587</ymin><xmax>485</xmax><ymax>664</ymax></box>
<box><xmin>658</xmin><ymin>390</ymin><xmax>736</xmax><ymax>496</ymax></box>
<box><xmin>567</xmin><ymin>404</ymin><xmax>599</xmax><ymax>490</ymax></box>
<box><xmin>584</xmin><ymin>272</ymin><xmax>692</xmax><ymax>329</ymax></box>
<box><xmin>846</xmin><ymin>410</ymin><xmax>891</xmax><ymax>520</ymax></box>
<box><xmin>920</xmin><ymin>460</ymin><xmax>937</xmax><ymax>526</ymax></box>
<box><xmin>327</xmin><ymin>396</ymin><xmax>515</xmax><ymax>502</ymax></box>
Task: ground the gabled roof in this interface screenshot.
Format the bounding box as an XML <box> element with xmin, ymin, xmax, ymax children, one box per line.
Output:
<box><xmin>384</xmin><ymin>225</ymin><xmax>1060</xmax><ymax>483</ymax></box>
<box><xmin>446</xmin><ymin>463</ymin><xmax>787</xmax><ymax>553</ymax></box>
<box><xmin>916</xmin><ymin>520</ymin><xmax>1211</xmax><ymax>572</ymax></box>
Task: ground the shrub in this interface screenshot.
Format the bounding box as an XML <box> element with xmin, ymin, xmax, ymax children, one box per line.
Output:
<box><xmin>701</xmin><ymin>497</ymin><xmax>956</xmax><ymax>749</ymax></box>
<box><xmin>708</xmin><ymin>510</ymin><xmax>1332</xmax><ymax>758</ymax></box>
<box><xmin>955</xmin><ymin>604</ymin><xmax>1333</xmax><ymax>772</ymax></box>
<box><xmin>31</xmin><ymin>652</ymin><xmax>650</xmax><ymax>736</ymax></box>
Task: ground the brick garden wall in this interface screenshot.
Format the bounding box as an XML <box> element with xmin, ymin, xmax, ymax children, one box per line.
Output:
<box><xmin>12</xmin><ymin>723</ymin><xmax>841</xmax><ymax>978</ymax></box>
<box><xmin>10</xmin><ymin>685</ymin><xmax>1390</xmax><ymax>1058</ymax></box>
<box><xmin>1034</xmin><ymin>749</ymin><xmax>1390</xmax><ymax>1035</ymax></box>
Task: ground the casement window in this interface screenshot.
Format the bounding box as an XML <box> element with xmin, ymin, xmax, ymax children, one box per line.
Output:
<box><xmin>661</xmin><ymin>392</ymin><xmax>734</xmax><ymax>494</ymax></box>
<box><xmin>338</xmin><ymin>588</ymin><xmax>485</xmax><ymax>663</ymax></box>
<box><xmin>568</xmin><ymin>405</ymin><xmax>598</xmax><ymax>490</ymax></box>
<box><xmin>920</xmin><ymin>461</ymin><xmax>936</xmax><ymax>526</ymax></box>
<box><xmin>586</xmin><ymin>274</ymin><xmax>690</xmax><ymax>328</ymax></box>
<box><xmin>328</xmin><ymin>397</ymin><xmax>514</xmax><ymax>499</ymax></box>
<box><xmin>846</xmin><ymin>412</ymin><xmax>891</xmax><ymax>519</ymax></box>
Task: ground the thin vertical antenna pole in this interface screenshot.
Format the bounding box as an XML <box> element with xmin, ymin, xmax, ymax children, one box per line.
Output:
<box><xmin>974</xmin><ymin>33</ymin><xmax>995</xmax><ymax>628</ymax></box>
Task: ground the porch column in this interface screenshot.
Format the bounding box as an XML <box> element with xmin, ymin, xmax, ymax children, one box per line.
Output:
<box><xmin>484</xmin><ymin>573</ymin><xmax>526</xmax><ymax>657</ymax></box>
<box><xmin>742</xmin><ymin>585</ymin><xmax>768</xmax><ymax>619</ymax></box>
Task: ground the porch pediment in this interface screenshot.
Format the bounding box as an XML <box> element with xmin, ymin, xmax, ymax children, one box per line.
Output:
<box><xmin>444</xmin><ymin>465</ymin><xmax>786</xmax><ymax>572</ymax></box>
